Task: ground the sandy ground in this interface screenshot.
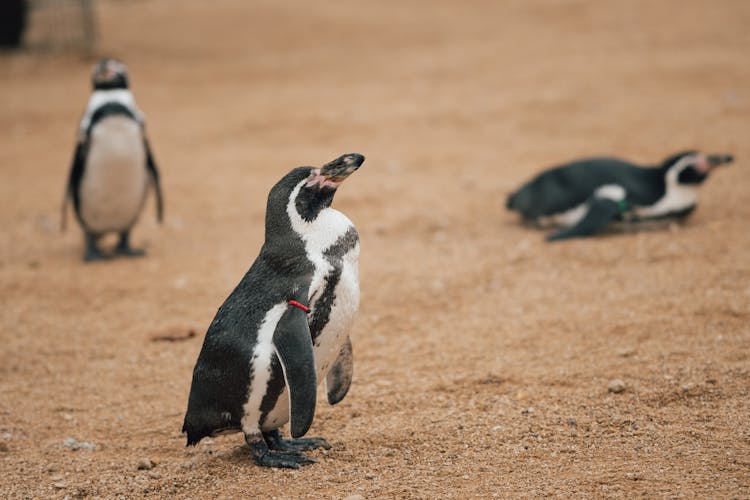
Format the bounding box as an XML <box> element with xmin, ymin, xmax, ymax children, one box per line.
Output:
<box><xmin>1</xmin><ymin>0</ymin><xmax>749</xmax><ymax>497</ymax></box>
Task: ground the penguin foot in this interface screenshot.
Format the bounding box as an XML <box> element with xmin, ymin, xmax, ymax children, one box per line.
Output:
<box><xmin>265</xmin><ymin>430</ymin><xmax>331</xmax><ymax>453</ymax></box>
<box><xmin>115</xmin><ymin>245</ymin><xmax>146</xmax><ymax>258</ymax></box>
<box><xmin>84</xmin><ymin>247</ymin><xmax>109</xmax><ymax>262</ymax></box>
<box><xmin>246</xmin><ymin>432</ymin><xmax>317</xmax><ymax>469</ymax></box>
<box><xmin>115</xmin><ymin>231</ymin><xmax>145</xmax><ymax>258</ymax></box>
<box><xmin>84</xmin><ymin>234</ymin><xmax>108</xmax><ymax>262</ymax></box>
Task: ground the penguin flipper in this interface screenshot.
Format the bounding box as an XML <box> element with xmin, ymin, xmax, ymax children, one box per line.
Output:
<box><xmin>272</xmin><ymin>304</ymin><xmax>317</xmax><ymax>438</ymax></box>
<box><xmin>325</xmin><ymin>336</ymin><xmax>353</xmax><ymax>405</ymax></box>
<box><xmin>62</xmin><ymin>141</ymin><xmax>87</xmax><ymax>231</ymax></box>
<box><xmin>144</xmin><ymin>138</ymin><xmax>164</xmax><ymax>223</ymax></box>
<box><xmin>547</xmin><ymin>185</ymin><xmax>626</xmax><ymax>242</ymax></box>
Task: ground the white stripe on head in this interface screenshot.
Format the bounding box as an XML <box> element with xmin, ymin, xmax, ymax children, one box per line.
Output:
<box><xmin>634</xmin><ymin>155</ymin><xmax>699</xmax><ymax>218</ymax></box>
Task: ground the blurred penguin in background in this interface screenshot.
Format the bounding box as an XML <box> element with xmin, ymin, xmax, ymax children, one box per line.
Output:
<box><xmin>507</xmin><ymin>151</ymin><xmax>733</xmax><ymax>241</ymax></box>
<box><xmin>62</xmin><ymin>58</ymin><xmax>164</xmax><ymax>261</ymax></box>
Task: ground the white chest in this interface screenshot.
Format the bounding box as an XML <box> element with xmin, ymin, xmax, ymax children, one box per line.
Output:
<box><xmin>251</xmin><ymin>189</ymin><xmax>361</xmax><ymax>432</ymax></box>
<box><xmin>79</xmin><ymin>116</ymin><xmax>148</xmax><ymax>233</ymax></box>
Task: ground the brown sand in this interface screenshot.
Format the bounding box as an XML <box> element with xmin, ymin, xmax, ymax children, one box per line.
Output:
<box><xmin>1</xmin><ymin>0</ymin><xmax>749</xmax><ymax>497</ymax></box>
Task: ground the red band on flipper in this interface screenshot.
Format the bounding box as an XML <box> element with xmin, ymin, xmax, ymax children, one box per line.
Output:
<box><xmin>288</xmin><ymin>300</ymin><xmax>310</xmax><ymax>313</ymax></box>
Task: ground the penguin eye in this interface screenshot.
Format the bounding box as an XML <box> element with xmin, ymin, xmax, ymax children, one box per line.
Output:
<box><xmin>677</xmin><ymin>166</ymin><xmax>707</xmax><ymax>184</ymax></box>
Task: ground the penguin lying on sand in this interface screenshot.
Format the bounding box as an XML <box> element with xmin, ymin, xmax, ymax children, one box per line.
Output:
<box><xmin>62</xmin><ymin>58</ymin><xmax>163</xmax><ymax>261</ymax></box>
<box><xmin>506</xmin><ymin>151</ymin><xmax>733</xmax><ymax>241</ymax></box>
<box><xmin>183</xmin><ymin>153</ymin><xmax>365</xmax><ymax>469</ymax></box>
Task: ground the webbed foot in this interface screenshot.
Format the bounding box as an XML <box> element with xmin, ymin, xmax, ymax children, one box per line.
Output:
<box><xmin>116</xmin><ymin>231</ymin><xmax>145</xmax><ymax>258</ymax></box>
<box><xmin>84</xmin><ymin>234</ymin><xmax>108</xmax><ymax>262</ymax></box>
<box><xmin>264</xmin><ymin>429</ymin><xmax>331</xmax><ymax>453</ymax></box>
<box><xmin>246</xmin><ymin>431</ymin><xmax>318</xmax><ymax>469</ymax></box>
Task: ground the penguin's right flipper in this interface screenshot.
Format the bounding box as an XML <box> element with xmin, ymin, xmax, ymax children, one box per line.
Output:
<box><xmin>144</xmin><ymin>138</ymin><xmax>164</xmax><ymax>223</ymax></box>
<box><xmin>325</xmin><ymin>336</ymin><xmax>353</xmax><ymax>405</ymax></box>
<box><xmin>61</xmin><ymin>141</ymin><xmax>87</xmax><ymax>231</ymax></box>
<box><xmin>547</xmin><ymin>185</ymin><xmax>627</xmax><ymax>242</ymax></box>
<box><xmin>272</xmin><ymin>304</ymin><xmax>317</xmax><ymax>438</ymax></box>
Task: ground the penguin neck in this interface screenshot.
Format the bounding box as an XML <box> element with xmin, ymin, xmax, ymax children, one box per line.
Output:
<box><xmin>284</xmin><ymin>180</ymin><xmax>353</xmax><ymax>255</ymax></box>
<box><xmin>80</xmin><ymin>89</ymin><xmax>140</xmax><ymax>135</ymax></box>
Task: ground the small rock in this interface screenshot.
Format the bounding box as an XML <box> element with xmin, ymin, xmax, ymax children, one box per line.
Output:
<box><xmin>49</xmin><ymin>474</ymin><xmax>64</xmax><ymax>482</ymax></box>
<box><xmin>521</xmin><ymin>407</ymin><xmax>535</xmax><ymax>415</ymax></box>
<box><xmin>148</xmin><ymin>471</ymin><xmax>161</xmax><ymax>479</ymax></box>
<box><xmin>63</xmin><ymin>437</ymin><xmax>97</xmax><ymax>451</ymax></box>
<box><xmin>491</xmin><ymin>425</ymin><xmax>503</xmax><ymax>432</ymax></box>
<box><xmin>616</xmin><ymin>348</ymin><xmax>636</xmax><ymax>358</ymax></box>
<box><xmin>565</xmin><ymin>418</ymin><xmax>577</xmax><ymax>428</ymax></box>
<box><xmin>608</xmin><ymin>379</ymin><xmax>626</xmax><ymax>394</ymax></box>
<box><xmin>364</xmin><ymin>473</ymin><xmax>376</xmax><ymax>480</ymax></box>
<box><xmin>343</xmin><ymin>495</ymin><xmax>365</xmax><ymax>500</ymax></box>
<box><xmin>137</xmin><ymin>459</ymin><xmax>155</xmax><ymax>470</ymax></box>
<box><xmin>681</xmin><ymin>383</ymin><xmax>694</xmax><ymax>393</ymax></box>
<box><xmin>0</xmin><ymin>442</ymin><xmax>9</xmax><ymax>452</ymax></box>
<box><xmin>53</xmin><ymin>482</ymin><xmax>66</xmax><ymax>489</ymax></box>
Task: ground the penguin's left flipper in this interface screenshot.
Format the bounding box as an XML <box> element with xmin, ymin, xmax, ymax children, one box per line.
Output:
<box><xmin>325</xmin><ymin>336</ymin><xmax>353</xmax><ymax>405</ymax></box>
<box><xmin>144</xmin><ymin>138</ymin><xmax>164</xmax><ymax>223</ymax></box>
<box><xmin>273</xmin><ymin>303</ymin><xmax>317</xmax><ymax>438</ymax></box>
<box><xmin>547</xmin><ymin>185</ymin><xmax>627</xmax><ymax>242</ymax></box>
<box><xmin>61</xmin><ymin>140</ymin><xmax>87</xmax><ymax>231</ymax></box>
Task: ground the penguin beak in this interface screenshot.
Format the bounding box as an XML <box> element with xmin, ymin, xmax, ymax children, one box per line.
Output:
<box><xmin>307</xmin><ymin>153</ymin><xmax>365</xmax><ymax>188</ymax></box>
<box><xmin>694</xmin><ymin>153</ymin><xmax>733</xmax><ymax>174</ymax></box>
<box><xmin>706</xmin><ymin>153</ymin><xmax>734</xmax><ymax>168</ymax></box>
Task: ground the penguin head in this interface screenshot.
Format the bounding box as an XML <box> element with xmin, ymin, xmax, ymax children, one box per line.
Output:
<box><xmin>91</xmin><ymin>58</ymin><xmax>129</xmax><ymax>90</ymax></box>
<box><xmin>662</xmin><ymin>151</ymin><xmax>734</xmax><ymax>185</ymax></box>
<box><xmin>265</xmin><ymin>153</ymin><xmax>365</xmax><ymax>233</ymax></box>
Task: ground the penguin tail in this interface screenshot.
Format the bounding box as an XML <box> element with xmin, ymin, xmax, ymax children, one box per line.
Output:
<box><xmin>182</xmin><ymin>422</ymin><xmax>203</xmax><ymax>447</ymax></box>
<box><xmin>506</xmin><ymin>191</ymin><xmax>517</xmax><ymax>210</ymax></box>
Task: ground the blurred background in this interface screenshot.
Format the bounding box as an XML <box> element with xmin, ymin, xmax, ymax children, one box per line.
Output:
<box><xmin>1</xmin><ymin>0</ymin><xmax>748</xmax><ymax>497</ymax></box>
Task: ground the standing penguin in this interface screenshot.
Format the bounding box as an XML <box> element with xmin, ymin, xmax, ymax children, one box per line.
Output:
<box><xmin>183</xmin><ymin>153</ymin><xmax>364</xmax><ymax>468</ymax></box>
<box><xmin>62</xmin><ymin>58</ymin><xmax>163</xmax><ymax>261</ymax></box>
<box><xmin>506</xmin><ymin>151</ymin><xmax>733</xmax><ymax>241</ymax></box>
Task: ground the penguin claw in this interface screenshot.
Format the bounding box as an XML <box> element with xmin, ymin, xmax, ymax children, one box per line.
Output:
<box><xmin>263</xmin><ymin>429</ymin><xmax>331</xmax><ymax>452</ymax></box>
<box><xmin>276</xmin><ymin>437</ymin><xmax>331</xmax><ymax>452</ymax></box>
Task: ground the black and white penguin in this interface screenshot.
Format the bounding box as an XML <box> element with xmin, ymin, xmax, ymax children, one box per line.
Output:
<box><xmin>62</xmin><ymin>58</ymin><xmax>163</xmax><ymax>261</ymax></box>
<box><xmin>506</xmin><ymin>151</ymin><xmax>733</xmax><ymax>241</ymax></box>
<box><xmin>182</xmin><ymin>153</ymin><xmax>364</xmax><ymax>468</ymax></box>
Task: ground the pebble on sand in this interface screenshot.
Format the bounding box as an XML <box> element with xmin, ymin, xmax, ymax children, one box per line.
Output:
<box><xmin>137</xmin><ymin>458</ymin><xmax>156</xmax><ymax>470</ymax></box>
<box><xmin>608</xmin><ymin>379</ymin><xmax>626</xmax><ymax>394</ymax></box>
<box><xmin>63</xmin><ymin>437</ymin><xmax>97</xmax><ymax>451</ymax></box>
